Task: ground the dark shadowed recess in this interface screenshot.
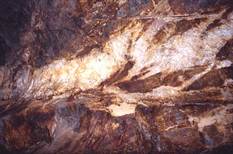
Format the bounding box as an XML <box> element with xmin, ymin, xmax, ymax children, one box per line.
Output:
<box><xmin>203</xmin><ymin>144</ymin><xmax>233</xmax><ymax>154</ymax></box>
<box><xmin>0</xmin><ymin>36</ymin><xmax>8</xmax><ymax>66</ymax></box>
<box><xmin>0</xmin><ymin>0</ymin><xmax>32</xmax><ymax>66</ymax></box>
<box><xmin>169</xmin><ymin>0</ymin><xmax>233</xmax><ymax>14</ymax></box>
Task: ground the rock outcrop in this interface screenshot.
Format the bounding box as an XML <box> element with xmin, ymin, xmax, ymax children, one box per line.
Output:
<box><xmin>0</xmin><ymin>0</ymin><xmax>233</xmax><ymax>153</ymax></box>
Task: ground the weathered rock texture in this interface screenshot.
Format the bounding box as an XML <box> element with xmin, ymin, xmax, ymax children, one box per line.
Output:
<box><xmin>0</xmin><ymin>0</ymin><xmax>233</xmax><ymax>153</ymax></box>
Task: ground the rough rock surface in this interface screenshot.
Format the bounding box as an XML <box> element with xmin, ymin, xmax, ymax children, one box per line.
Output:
<box><xmin>0</xmin><ymin>0</ymin><xmax>233</xmax><ymax>153</ymax></box>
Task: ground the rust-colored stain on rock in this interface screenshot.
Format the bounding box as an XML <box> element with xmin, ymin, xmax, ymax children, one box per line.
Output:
<box><xmin>0</xmin><ymin>0</ymin><xmax>233</xmax><ymax>153</ymax></box>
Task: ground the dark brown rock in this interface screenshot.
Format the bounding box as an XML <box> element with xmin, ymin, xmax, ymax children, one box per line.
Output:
<box><xmin>0</xmin><ymin>0</ymin><xmax>233</xmax><ymax>153</ymax></box>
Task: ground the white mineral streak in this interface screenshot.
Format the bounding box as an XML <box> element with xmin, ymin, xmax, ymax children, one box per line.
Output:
<box><xmin>221</xmin><ymin>88</ymin><xmax>233</xmax><ymax>100</ymax></box>
<box><xmin>28</xmin><ymin>22</ymin><xmax>143</xmax><ymax>97</ymax></box>
<box><xmin>127</xmin><ymin>19</ymin><xmax>167</xmax><ymax>80</ymax></box>
<box><xmin>130</xmin><ymin>11</ymin><xmax>233</xmax><ymax>79</ymax></box>
<box><xmin>107</xmin><ymin>102</ymin><xmax>136</xmax><ymax>117</ymax></box>
<box><xmin>118</xmin><ymin>0</ymin><xmax>127</xmax><ymax>6</ymax></box>
<box><xmin>180</xmin><ymin>63</ymin><xmax>215</xmax><ymax>90</ymax></box>
<box><xmin>188</xmin><ymin>104</ymin><xmax>233</xmax><ymax>132</ymax></box>
<box><xmin>28</xmin><ymin>59</ymin><xmax>80</xmax><ymax>97</ymax></box>
<box><xmin>25</xmin><ymin>11</ymin><xmax>233</xmax><ymax>117</ymax></box>
<box><xmin>216</xmin><ymin>60</ymin><xmax>232</xmax><ymax>69</ymax></box>
<box><xmin>224</xmin><ymin>79</ymin><xmax>233</xmax><ymax>86</ymax></box>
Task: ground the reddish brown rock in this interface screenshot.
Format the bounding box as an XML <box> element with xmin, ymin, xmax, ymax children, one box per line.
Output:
<box><xmin>0</xmin><ymin>0</ymin><xmax>233</xmax><ymax>153</ymax></box>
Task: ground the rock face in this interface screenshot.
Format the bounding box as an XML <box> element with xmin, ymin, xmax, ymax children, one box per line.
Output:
<box><xmin>0</xmin><ymin>0</ymin><xmax>233</xmax><ymax>153</ymax></box>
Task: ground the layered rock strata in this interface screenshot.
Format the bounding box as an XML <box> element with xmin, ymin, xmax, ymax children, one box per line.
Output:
<box><xmin>0</xmin><ymin>0</ymin><xmax>233</xmax><ymax>153</ymax></box>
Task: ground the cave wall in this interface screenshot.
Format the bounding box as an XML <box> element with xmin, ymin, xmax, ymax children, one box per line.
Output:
<box><xmin>0</xmin><ymin>0</ymin><xmax>233</xmax><ymax>153</ymax></box>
